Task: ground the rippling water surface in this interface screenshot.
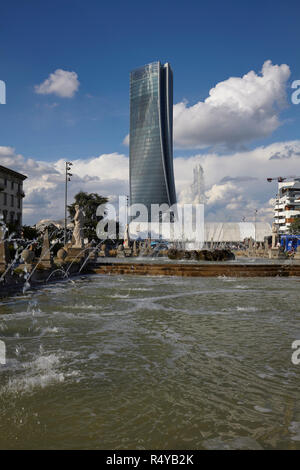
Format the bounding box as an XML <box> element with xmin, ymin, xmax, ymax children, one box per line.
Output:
<box><xmin>0</xmin><ymin>274</ymin><xmax>300</xmax><ymax>449</ymax></box>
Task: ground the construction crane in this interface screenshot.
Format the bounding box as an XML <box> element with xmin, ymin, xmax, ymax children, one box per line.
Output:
<box><xmin>267</xmin><ymin>176</ymin><xmax>300</xmax><ymax>183</ymax></box>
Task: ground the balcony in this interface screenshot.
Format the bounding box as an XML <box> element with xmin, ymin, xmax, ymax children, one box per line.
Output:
<box><xmin>285</xmin><ymin>210</ymin><xmax>300</xmax><ymax>218</ymax></box>
<box><xmin>274</xmin><ymin>218</ymin><xmax>286</xmax><ymax>225</ymax></box>
<box><xmin>17</xmin><ymin>190</ymin><xmax>25</xmax><ymax>198</ymax></box>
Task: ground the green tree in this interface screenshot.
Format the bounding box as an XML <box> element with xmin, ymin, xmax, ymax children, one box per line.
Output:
<box><xmin>6</xmin><ymin>222</ymin><xmax>20</xmax><ymax>237</ymax></box>
<box><xmin>68</xmin><ymin>191</ymin><xmax>108</xmax><ymax>241</ymax></box>
<box><xmin>289</xmin><ymin>218</ymin><xmax>300</xmax><ymax>235</ymax></box>
<box><xmin>21</xmin><ymin>225</ymin><xmax>39</xmax><ymax>240</ymax></box>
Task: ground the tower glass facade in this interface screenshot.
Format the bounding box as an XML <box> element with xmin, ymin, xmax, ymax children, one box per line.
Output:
<box><xmin>129</xmin><ymin>61</ymin><xmax>177</xmax><ymax>221</ymax></box>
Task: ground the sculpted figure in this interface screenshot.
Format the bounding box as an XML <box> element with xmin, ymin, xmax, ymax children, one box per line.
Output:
<box><xmin>72</xmin><ymin>205</ymin><xmax>85</xmax><ymax>248</ymax></box>
<box><xmin>0</xmin><ymin>213</ymin><xmax>6</xmax><ymax>241</ymax></box>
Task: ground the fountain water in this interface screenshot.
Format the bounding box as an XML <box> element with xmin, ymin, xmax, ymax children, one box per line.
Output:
<box><xmin>23</xmin><ymin>236</ymin><xmax>63</xmax><ymax>293</ymax></box>
<box><xmin>46</xmin><ymin>267</ymin><xmax>68</xmax><ymax>283</ymax></box>
<box><xmin>63</xmin><ymin>244</ymin><xmax>95</xmax><ymax>278</ymax></box>
<box><xmin>78</xmin><ymin>241</ymin><xmax>102</xmax><ymax>273</ymax></box>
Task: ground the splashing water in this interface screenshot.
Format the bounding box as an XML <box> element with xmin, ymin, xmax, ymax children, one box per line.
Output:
<box><xmin>0</xmin><ymin>274</ymin><xmax>300</xmax><ymax>449</ymax></box>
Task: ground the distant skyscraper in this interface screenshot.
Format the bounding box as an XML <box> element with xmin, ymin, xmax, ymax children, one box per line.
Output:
<box><xmin>129</xmin><ymin>61</ymin><xmax>176</xmax><ymax>221</ymax></box>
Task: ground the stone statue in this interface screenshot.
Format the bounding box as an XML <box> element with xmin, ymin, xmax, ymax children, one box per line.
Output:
<box><xmin>0</xmin><ymin>226</ymin><xmax>5</xmax><ymax>242</ymax></box>
<box><xmin>123</xmin><ymin>224</ymin><xmax>130</xmax><ymax>249</ymax></box>
<box><xmin>38</xmin><ymin>229</ymin><xmax>52</xmax><ymax>268</ymax></box>
<box><xmin>21</xmin><ymin>248</ymin><xmax>35</xmax><ymax>265</ymax></box>
<box><xmin>132</xmin><ymin>240</ymin><xmax>138</xmax><ymax>256</ymax></box>
<box><xmin>72</xmin><ymin>205</ymin><xmax>84</xmax><ymax>248</ymax></box>
<box><xmin>117</xmin><ymin>243</ymin><xmax>125</xmax><ymax>257</ymax></box>
<box><xmin>0</xmin><ymin>212</ymin><xmax>6</xmax><ymax>241</ymax></box>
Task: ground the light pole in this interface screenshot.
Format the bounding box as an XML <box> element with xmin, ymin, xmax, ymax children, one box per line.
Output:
<box><xmin>254</xmin><ymin>209</ymin><xmax>258</xmax><ymax>248</ymax></box>
<box><xmin>64</xmin><ymin>161</ymin><xmax>73</xmax><ymax>245</ymax></box>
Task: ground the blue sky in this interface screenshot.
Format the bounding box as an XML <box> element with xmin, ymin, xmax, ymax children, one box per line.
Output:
<box><xmin>1</xmin><ymin>0</ymin><xmax>300</xmax><ymax>224</ymax></box>
<box><xmin>1</xmin><ymin>0</ymin><xmax>300</xmax><ymax>159</ymax></box>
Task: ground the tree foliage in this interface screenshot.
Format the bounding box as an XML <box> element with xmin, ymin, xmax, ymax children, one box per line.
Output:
<box><xmin>21</xmin><ymin>225</ymin><xmax>39</xmax><ymax>240</ymax></box>
<box><xmin>68</xmin><ymin>191</ymin><xmax>108</xmax><ymax>241</ymax></box>
<box><xmin>289</xmin><ymin>218</ymin><xmax>300</xmax><ymax>235</ymax></box>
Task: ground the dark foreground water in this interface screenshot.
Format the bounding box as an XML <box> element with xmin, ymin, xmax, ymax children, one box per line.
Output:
<box><xmin>0</xmin><ymin>274</ymin><xmax>300</xmax><ymax>450</ymax></box>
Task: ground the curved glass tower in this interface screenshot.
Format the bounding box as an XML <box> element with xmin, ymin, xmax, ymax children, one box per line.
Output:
<box><xmin>129</xmin><ymin>61</ymin><xmax>177</xmax><ymax>221</ymax></box>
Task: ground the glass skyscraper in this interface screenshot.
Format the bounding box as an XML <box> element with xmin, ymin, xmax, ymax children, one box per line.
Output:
<box><xmin>129</xmin><ymin>61</ymin><xmax>177</xmax><ymax>221</ymax></box>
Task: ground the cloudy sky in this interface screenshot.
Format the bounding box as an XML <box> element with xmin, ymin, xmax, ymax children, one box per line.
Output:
<box><xmin>1</xmin><ymin>0</ymin><xmax>300</xmax><ymax>225</ymax></box>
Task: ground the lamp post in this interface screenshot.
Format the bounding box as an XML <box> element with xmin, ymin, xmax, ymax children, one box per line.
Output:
<box><xmin>64</xmin><ymin>161</ymin><xmax>73</xmax><ymax>245</ymax></box>
<box><xmin>254</xmin><ymin>209</ymin><xmax>258</xmax><ymax>249</ymax></box>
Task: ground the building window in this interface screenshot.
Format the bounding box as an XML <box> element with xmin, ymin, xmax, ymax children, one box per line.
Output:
<box><xmin>3</xmin><ymin>192</ymin><xmax>7</xmax><ymax>206</ymax></box>
<box><xmin>11</xmin><ymin>194</ymin><xmax>14</xmax><ymax>207</ymax></box>
<box><xmin>11</xmin><ymin>181</ymin><xmax>14</xmax><ymax>190</ymax></box>
<box><xmin>3</xmin><ymin>210</ymin><xmax>7</xmax><ymax>222</ymax></box>
<box><xmin>18</xmin><ymin>197</ymin><xmax>21</xmax><ymax>209</ymax></box>
<box><xmin>4</xmin><ymin>179</ymin><xmax>7</xmax><ymax>187</ymax></box>
<box><xmin>10</xmin><ymin>212</ymin><xmax>14</xmax><ymax>223</ymax></box>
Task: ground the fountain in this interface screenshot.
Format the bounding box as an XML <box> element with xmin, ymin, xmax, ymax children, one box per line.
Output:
<box><xmin>38</xmin><ymin>229</ymin><xmax>53</xmax><ymax>269</ymax></box>
<box><xmin>0</xmin><ymin>216</ymin><xmax>91</xmax><ymax>295</ymax></box>
<box><xmin>0</xmin><ymin>214</ymin><xmax>9</xmax><ymax>273</ymax></box>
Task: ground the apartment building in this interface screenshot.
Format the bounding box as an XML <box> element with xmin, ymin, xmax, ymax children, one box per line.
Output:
<box><xmin>274</xmin><ymin>179</ymin><xmax>300</xmax><ymax>233</ymax></box>
<box><xmin>0</xmin><ymin>165</ymin><xmax>27</xmax><ymax>227</ymax></box>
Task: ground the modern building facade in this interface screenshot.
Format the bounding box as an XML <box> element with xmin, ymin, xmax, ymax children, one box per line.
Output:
<box><xmin>274</xmin><ymin>179</ymin><xmax>300</xmax><ymax>233</ymax></box>
<box><xmin>129</xmin><ymin>61</ymin><xmax>177</xmax><ymax>221</ymax></box>
<box><xmin>0</xmin><ymin>165</ymin><xmax>27</xmax><ymax>227</ymax></box>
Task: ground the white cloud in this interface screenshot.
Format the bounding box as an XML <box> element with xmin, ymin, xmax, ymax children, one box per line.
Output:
<box><xmin>124</xmin><ymin>60</ymin><xmax>291</xmax><ymax>149</ymax></box>
<box><xmin>35</xmin><ymin>69</ymin><xmax>80</xmax><ymax>98</ymax></box>
<box><xmin>0</xmin><ymin>147</ymin><xmax>128</xmax><ymax>225</ymax></box>
<box><xmin>205</xmin><ymin>182</ymin><xmax>238</xmax><ymax>205</ymax></box>
<box><xmin>174</xmin><ymin>60</ymin><xmax>290</xmax><ymax>148</ymax></box>
<box><xmin>1</xmin><ymin>139</ymin><xmax>300</xmax><ymax>226</ymax></box>
<box><xmin>174</xmin><ymin>140</ymin><xmax>300</xmax><ymax>222</ymax></box>
<box><xmin>123</xmin><ymin>134</ymin><xmax>130</xmax><ymax>146</ymax></box>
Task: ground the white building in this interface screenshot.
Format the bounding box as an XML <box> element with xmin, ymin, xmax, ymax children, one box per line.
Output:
<box><xmin>0</xmin><ymin>165</ymin><xmax>27</xmax><ymax>227</ymax></box>
<box><xmin>204</xmin><ymin>222</ymin><xmax>271</xmax><ymax>244</ymax></box>
<box><xmin>274</xmin><ymin>179</ymin><xmax>300</xmax><ymax>233</ymax></box>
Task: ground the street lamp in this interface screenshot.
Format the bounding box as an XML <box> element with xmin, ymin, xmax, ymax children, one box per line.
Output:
<box><xmin>64</xmin><ymin>161</ymin><xmax>73</xmax><ymax>245</ymax></box>
<box><xmin>254</xmin><ymin>209</ymin><xmax>258</xmax><ymax>247</ymax></box>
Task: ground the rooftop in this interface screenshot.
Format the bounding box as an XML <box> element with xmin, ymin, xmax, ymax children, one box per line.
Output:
<box><xmin>0</xmin><ymin>165</ymin><xmax>27</xmax><ymax>181</ymax></box>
